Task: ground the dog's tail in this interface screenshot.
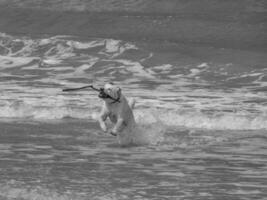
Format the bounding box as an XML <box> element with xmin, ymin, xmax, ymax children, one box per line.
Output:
<box><xmin>128</xmin><ymin>98</ymin><xmax>136</xmax><ymax>109</ymax></box>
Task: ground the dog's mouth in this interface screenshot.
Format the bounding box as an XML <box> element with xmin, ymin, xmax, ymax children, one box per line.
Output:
<box><xmin>98</xmin><ymin>88</ymin><xmax>120</xmax><ymax>103</ymax></box>
<box><xmin>98</xmin><ymin>88</ymin><xmax>110</xmax><ymax>99</ymax></box>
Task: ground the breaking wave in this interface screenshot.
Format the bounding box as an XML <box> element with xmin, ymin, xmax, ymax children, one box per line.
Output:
<box><xmin>0</xmin><ymin>101</ymin><xmax>266</xmax><ymax>130</ymax></box>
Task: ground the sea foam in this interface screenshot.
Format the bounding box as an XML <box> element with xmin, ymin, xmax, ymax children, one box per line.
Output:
<box><xmin>0</xmin><ymin>99</ymin><xmax>266</xmax><ymax>131</ymax></box>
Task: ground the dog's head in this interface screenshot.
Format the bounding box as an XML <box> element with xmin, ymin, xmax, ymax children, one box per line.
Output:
<box><xmin>98</xmin><ymin>83</ymin><xmax>121</xmax><ymax>103</ymax></box>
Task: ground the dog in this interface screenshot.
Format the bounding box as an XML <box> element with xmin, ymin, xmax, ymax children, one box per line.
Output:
<box><xmin>98</xmin><ymin>83</ymin><xmax>136</xmax><ymax>144</ymax></box>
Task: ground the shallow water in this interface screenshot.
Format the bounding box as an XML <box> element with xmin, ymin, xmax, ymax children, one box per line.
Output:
<box><xmin>0</xmin><ymin>120</ymin><xmax>266</xmax><ymax>200</ymax></box>
<box><xmin>0</xmin><ymin>31</ymin><xmax>266</xmax><ymax>199</ymax></box>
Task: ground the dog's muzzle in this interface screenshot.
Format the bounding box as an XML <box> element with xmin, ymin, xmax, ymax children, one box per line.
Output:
<box><xmin>98</xmin><ymin>88</ymin><xmax>120</xmax><ymax>103</ymax></box>
<box><xmin>98</xmin><ymin>88</ymin><xmax>109</xmax><ymax>99</ymax></box>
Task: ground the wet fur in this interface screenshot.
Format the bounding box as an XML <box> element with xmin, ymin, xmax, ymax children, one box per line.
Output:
<box><xmin>98</xmin><ymin>91</ymin><xmax>136</xmax><ymax>141</ymax></box>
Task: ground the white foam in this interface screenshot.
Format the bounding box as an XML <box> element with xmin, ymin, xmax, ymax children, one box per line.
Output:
<box><xmin>42</xmin><ymin>58</ymin><xmax>62</xmax><ymax>65</ymax></box>
<box><xmin>0</xmin><ymin>55</ymin><xmax>38</xmax><ymax>68</ymax></box>
<box><xmin>189</xmin><ymin>68</ymin><xmax>202</xmax><ymax>76</ymax></box>
<box><xmin>73</xmin><ymin>57</ymin><xmax>99</xmax><ymax>75</ymax></box>
<box><xmin>102</xmin><ymin>39</ymin><xmax>138</xmax><ymax>57</ymax></box>
<box><xmin>240</xmin><ymin>73</ymin><xmax>263</xmax><ymax>78</ymax></box>
<box><xmin>197</xmin><ymin>62</ymin><xmax>209</xmax><ymax>68</ymax></box>
<box><xmin>117</xmin><ymin>122</ymin><xmax>165</xmax><ymax>146</ymax></box>
<box><xmin>0</xmin><ymin>95</ymin><xmax>266</xmax><ymax>130</ymax></box>
<box><xmin>134</xmin><ymin>109</ymin><xmax>267</xmax><ymax>130</ymax></box>
<box><xmin>111</xmin><ymin>59</ymin><xmax>155</xmax><ymax>79</ymax></box>
<box><xmin>105</xmin><ymin>39</ymin><xmax>121</xmax><ymax>53</ymax></box>
<box><xmin>153</xmin><ymin>64</ymin><xmax>173</xmax><ymax>71</ymax></box>
<box><xmin>67</xmin><ymin>40</ymin><xmax>104</xmax><ymax>49</ymax></box>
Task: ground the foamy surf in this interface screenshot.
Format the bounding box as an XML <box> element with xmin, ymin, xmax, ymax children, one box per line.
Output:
<box><xmin>0</xmin><ymin>32</ymin><xmax>266</xmax><ymax>131</ymax></box>
<box><xmin>0</xmin><ymin>99</ymin><xmax>266</xmax><ymax>130</ymax></box>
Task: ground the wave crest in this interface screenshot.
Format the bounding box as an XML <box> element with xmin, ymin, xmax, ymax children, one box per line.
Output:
<box><xmin>0</xmin><ymin>100</ymin><xmax>266</xmax><ymax>130</ymax></box>
<box><xmin>135</xmin><ymin>109</ymin><xmax>267</xmax><ymax>130</ymax></box>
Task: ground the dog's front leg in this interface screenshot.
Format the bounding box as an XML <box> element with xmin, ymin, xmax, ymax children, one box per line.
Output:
<box><xmin>98</xmin><ymin>112</ymin><xmax>108</xmax><ymax>132</ymax></box>
<box><xmin>99</xmin><ymin>118</ymin><xmax>107</xmax><ymax>132</ymax></box>
<box><xmin>111</xmin><ymin>118</ymin><xmax>125</xmax><ymax>135</ymax></box>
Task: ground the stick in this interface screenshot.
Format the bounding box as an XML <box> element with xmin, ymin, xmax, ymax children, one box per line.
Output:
<box><xmin>62</xmin><ymin>85</ymin><xmax>100</xmax><ymax>92</ymax></box>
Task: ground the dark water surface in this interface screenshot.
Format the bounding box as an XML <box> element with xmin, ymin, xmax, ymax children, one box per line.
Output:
<box><xmin>0</xmin><ymin>0</ymin><xmax>266</xmax><ymax>50</ymax></box>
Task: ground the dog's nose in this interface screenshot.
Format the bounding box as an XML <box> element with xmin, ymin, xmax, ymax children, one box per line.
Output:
<box><xmin>98</xmin><ymin>92</ymin><xmax>104</xmax><ymax>98</ymax></box>
<box><xmin>98</xmin><ymin>89</ymin><xmax>107</xmax><ymax>98</ymax></box>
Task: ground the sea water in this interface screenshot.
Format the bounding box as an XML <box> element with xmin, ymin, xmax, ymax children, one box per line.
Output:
<box><xmin>0</xmin><ymin>1</ymin><xmax>267</xmax><ymax>199</ymax></box>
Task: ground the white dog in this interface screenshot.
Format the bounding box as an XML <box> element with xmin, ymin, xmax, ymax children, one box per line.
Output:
<box><xmin>98</xmin><ymin>83</ymin><xmax>136</xmax><ymax>144</ymax></box>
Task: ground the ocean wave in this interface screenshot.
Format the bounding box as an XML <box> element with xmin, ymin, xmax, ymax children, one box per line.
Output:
<box><xmin>0</xmin><ymin>32</ymin><xmax>266</xmax><ymax>131</ymax></box>
<box><xmin>0</xmin><ymin>33</ymin><xmax>138</xmax><ymax>58</ymax></box>
<box><xmin>135</xmin><ymin>109</ymin><xmax>267</xmax><ymax>130</ymax></box>
<box><xmin>0</xmin><ymin>101</ymin><xmax>266</xmax><ymax>130</ymax></box>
